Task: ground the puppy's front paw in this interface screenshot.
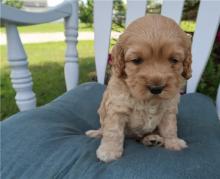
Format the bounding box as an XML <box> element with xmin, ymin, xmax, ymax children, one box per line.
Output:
<box><xmin>164</xmin><ymin>138</ymin><xmax>187</xmax><ymax>151</ymax></box>
<box><xmin>96</xmin><ymin>144</ymin><xmax>123</xmax><ymax>162</ymax></box>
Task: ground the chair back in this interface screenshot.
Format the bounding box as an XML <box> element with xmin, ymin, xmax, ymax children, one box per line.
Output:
<box><xmin>1</xmin><ymin>0</ymin><xmax>220</xmax><ymax>118</ymax></box>
<box><xmin>93</xmin><ymin>0</ymin><xmax>220</xmax><ymax>118</ymax></box>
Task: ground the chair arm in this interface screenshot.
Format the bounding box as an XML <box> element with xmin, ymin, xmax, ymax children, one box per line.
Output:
<box><xmin>1</xmin><ymin>0</ymin><xmax>79</xmax><ymax>112</ymax></box>
<box><xmin>0</xmin><ymin>2</ymin><xmax>72</xmax><ymax>26</ymax></box>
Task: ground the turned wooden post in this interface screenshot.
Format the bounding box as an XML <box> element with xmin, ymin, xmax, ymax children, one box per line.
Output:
<box><xmin>64</xmin><ymin>0</ymin><xmax>79</xmax><ymax>91</ymax></box>
<box><xmin>5</xmin><ymin>23</ymin><xmax>36</xmax><ymax>111</ymax></box>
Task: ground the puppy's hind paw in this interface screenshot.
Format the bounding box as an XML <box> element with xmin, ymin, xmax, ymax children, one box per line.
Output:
<box><xmin>142</xmin><ymin>134</ymin><xmax>164</xmax><ymax>147</ymax></box>
<box><xmin>85</xmin><ymin>129</ymin><xmax>103</xmax><ymax>138</ymax></box>
<box><xmin>165</xmin><ymin>138</ymin><xmax>187</xmax><ymax>151</ymax></box>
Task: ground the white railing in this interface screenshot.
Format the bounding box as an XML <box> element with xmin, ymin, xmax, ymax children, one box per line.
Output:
<box><xmin>1</xmin><ymin>0</ymin><xmax>220</xmax><ymax>118</ymax></box>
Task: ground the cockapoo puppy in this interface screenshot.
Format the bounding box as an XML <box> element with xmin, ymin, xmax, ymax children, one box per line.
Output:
<box><xmin>86</xmin><ymin>15</ymin><xmax>192</xmax><ymax>162</ymax></box>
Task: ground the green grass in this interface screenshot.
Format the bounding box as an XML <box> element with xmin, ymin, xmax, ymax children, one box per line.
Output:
<box><xmin>0</xmin><ymin>21</ymin><xmax>196</xmax><ymax>34</ymax></box>
<box><xmin>0</xmin><ymin>22</ymin><xmax>93</xmax><ymax>34</ymax></box>
<box><xmin>197</xmin><ymin>56</ymin><xmax>220</xmax><ymax>100</ymax></box>
<box><xmin>1</xmin><ymin>18</ymin><xmax>219</xmax><ymax>120</ymax></box>
<box><xmin>1</xmin><ymin>40</ymin><xmax>219</xmax><ymax>120</ymax></box>
<box><xmin>0</xmin><ymin>40</ymin><xmax>95</xmax><ymax>120</ymax></box>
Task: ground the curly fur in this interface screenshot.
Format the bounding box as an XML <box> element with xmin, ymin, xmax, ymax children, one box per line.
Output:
<box><xmin>86</xmin><ymin>15</ymin><xmax>192</xmax><ymax>162</ymax></box>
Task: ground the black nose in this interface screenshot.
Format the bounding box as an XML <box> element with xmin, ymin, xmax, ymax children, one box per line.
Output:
<box><xmin>148</xmin><ymin>85</ymin><xmax>165</xmax><ymax>95</ymax></box>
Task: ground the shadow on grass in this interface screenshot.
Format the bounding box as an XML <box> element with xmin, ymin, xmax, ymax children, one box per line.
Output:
<box><xmin>1</xmin><ymin>57</ymin><xmax>96</xmax><ymax>120</ymax></box>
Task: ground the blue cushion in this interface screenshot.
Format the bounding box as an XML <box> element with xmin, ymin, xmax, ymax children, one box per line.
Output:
<box><xmin>2</xmin><ymin>82</ymin><xmax>220</xmax><ymax>179</ymax></box>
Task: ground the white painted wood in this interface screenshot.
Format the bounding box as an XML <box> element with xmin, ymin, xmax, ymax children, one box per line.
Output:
<box><xmin>94</xmin><ymin>0</ymin><xmax>113</xmax><ymax>84</ymax></box>
<box><xmin>126</xmin><ymin>0</ymin><xmax>147</xmax><ymax>27</ymax></box>
<box><xmin>187</xmin><ymin>0</ymin><xmax>220</xmax><ymax>93</ymax></box>
<box><xmin>5</xmin><ymin>23</ymin><xmax>36</xmax><ymax>111</ymax></box>
<box><xmin>48</xmin><ymin>0</ymin><xmax>64</xmax><ymax>7</ymax></box>
<box><xmin>161</xmin><ymin>0</ymin><xmax>184</xmax><ymax>24</ymax></box>
<box><xmin>64</xmin><ymin>0</ymin><xmax>79</xmax><ymax>90</ymax></box>
<box><xmin>217</xmin><ymin>85</ymin><xmax>220</xmax><ymax>120</ymax></box>
<box><xmin>0</xmin><ymin>2</ymin><xmax>72</xmax><ymax>26</ymax></box>
<box><xmin>2</xmin><ymin>0</ymin><xmax>220</xmax><ymax>117</ymax></box>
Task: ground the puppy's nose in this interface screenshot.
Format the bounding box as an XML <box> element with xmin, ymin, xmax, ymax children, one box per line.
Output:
<box><xmin>148</xmin><ymin>85</ymin><xmax>165</xmax><ymax>95</ymax></box>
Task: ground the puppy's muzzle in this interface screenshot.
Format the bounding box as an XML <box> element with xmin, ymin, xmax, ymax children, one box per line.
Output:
<box><xmin>148</xmin><ymin>85</ymin><xmax>165</xmax><ymax>95</ymax></box>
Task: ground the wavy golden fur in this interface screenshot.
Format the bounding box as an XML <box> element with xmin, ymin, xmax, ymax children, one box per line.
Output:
<box><xmin>86</xmin><ymin>15</ymin><xmax>192</xmax><ymax>162</ymax></box>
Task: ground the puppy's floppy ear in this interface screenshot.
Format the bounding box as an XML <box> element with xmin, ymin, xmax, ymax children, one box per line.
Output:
<box><xmin>182</xmin><ymin>50</ymin><xmax>192</xmax><ymax>79</ymax></box>
<box><xmin>182</xmin><ymin>34</ymin><xmax>192</xmax><ymax>79</ymax></box>
<box><xmin>111</xmin><ymin>44</ymin><xmax>126</xmax><ymax>78</ymax></box>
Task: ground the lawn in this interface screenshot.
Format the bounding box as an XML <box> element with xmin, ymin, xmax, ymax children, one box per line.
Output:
<box><xmin>0</xmin><ymin>22</ymin><xmax>93</xmax><ymax>34</ymax></box>
<box><xmin>1</xmin><ymin>39</ymin><xmax>219</xmax><ymax>120</ymax></box>
<box><xmin>0</xmin><ymin>21</ymin><xmax>195</xmax><ymax>34</ymax></box>
<box><xmin>1</xmin><ymin>20</ymin><xmax>219</xmax><ymax>120</ymax></box>
<box><xmin>1</xmin><ymin>40</ymin><xmax>95</xmax><ymax>120</ymax></box>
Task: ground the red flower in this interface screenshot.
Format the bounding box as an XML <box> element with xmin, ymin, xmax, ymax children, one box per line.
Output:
<box><xmin>216</xmin><ymin>31</ymin><xmax>220</xmax><ymax>43</ymax></box>
<box><xmin>108</xmin><ymin>53</ymin><xmax>113</xmax><ymax>65</ymax></box>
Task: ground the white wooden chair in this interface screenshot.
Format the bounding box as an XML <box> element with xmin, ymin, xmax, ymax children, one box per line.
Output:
<box><xmin>1</xmin><ymin>0</ymin><xmax>220</xmax><ymax>118</ymax></box>
<box><xmin>1</xmin><ymin>1</ymin><xmax>220</xmax><ymax>178</ymax></box>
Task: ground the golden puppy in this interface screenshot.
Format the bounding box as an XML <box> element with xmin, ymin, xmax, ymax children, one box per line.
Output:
<box><xmin>86</xmin><ymin>15</ymin><xmax>192</xmax><ymax>162</ymax></box>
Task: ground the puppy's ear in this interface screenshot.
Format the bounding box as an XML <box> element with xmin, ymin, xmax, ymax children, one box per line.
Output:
<box><xmin>182</xmin><ymin>50</ymin><xmax>192</xmax><ymax>80</ymax></box>
<box><xmin>182</xmin><ymin>34</ymin><xmax>192</xmax><ymax>80</ymax></box>
<box><xmin>111</xmin><ymin>44</ymin><xmax>126</xmax><ymax>78</ymax></box>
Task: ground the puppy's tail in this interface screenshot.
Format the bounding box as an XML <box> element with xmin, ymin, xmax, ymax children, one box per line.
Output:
<box><xmin>85</xmin><ymin>128</ymin><xmax>103</xmax><ymax>138</ymax></box>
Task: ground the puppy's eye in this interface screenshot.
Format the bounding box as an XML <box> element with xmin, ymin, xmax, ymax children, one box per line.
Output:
<box><xmin>170</xmin><ymin>58</ymin><xmax>178</xmax><ymax>64</ymax></box>
<box><xmin>131</xmin><ymin>58</ymin><xmax>143</xmax><ymax>65</ymax></box>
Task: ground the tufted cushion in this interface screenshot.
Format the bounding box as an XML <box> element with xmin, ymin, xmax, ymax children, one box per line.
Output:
<box><xmin>2</xmin><ymin>82</ymin><xmax>220</xmax><ymax>179</ymax></box>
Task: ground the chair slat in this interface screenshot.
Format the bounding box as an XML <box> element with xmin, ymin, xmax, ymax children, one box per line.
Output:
<box><xmin>161</xmin><ymin>0</ymin><xmax>184</xmax><ymax>24</ymax></box>
<box><xmin>94</xmin><ymin>0</ymin><xmax>113</xmax><ymax>84</ymax></box>
<box><xmin>187</xmin><ymin>0</ymin><xmax>220</xmax><ymax>93</ymax></box>
<box><xmin>126</xmin><ymin>0</ymin><xmax>147</xmax><ymax>27</ymax></box>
